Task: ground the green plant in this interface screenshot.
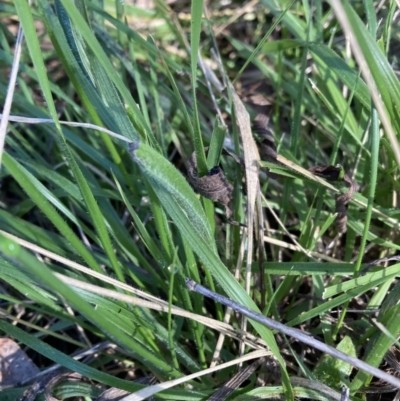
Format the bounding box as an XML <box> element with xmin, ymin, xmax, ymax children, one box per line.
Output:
<box><xmin>1</xmin><ymin>1</ymin><xmax>400</xmax><ymax>400</ymax></box>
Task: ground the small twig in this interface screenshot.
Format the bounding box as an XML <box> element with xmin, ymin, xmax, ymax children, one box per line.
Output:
<box><xmin>360</xmin><ymin>255</ymin><xmax>400</xmax><ymax>276</ymax></box>
<box><xmin>340</xmin><ymin>386</ymin><xmax>350</xmax><ymax>401</ymax></box>
<box><xmin>185</xmin><ymin>278</ymin><xmax>400</xmax><ymax>390</ymax></box>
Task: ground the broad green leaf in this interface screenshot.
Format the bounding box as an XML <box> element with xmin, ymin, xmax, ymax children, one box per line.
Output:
<box><xmin>314</xmin><ymin>336</ymin><xmax>356</xmax><ymax>389</ymax></box>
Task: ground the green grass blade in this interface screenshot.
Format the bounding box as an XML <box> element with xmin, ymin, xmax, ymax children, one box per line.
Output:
<box><xmin>0</xmin><ymin>320</ymin><xmax>142</xmax><ymax>392</ymax></box>
<box><xmin>56</xmin><ymin>0</ymin><xmax>149</xmax><ymax>140</ymax></box>
<box><xmin>130</xmin><ymin>141</ymin><xmax>293</xmax><ymax>399</ymax></box>
<box><xmin>206</xmin><ymin>116</ymin><xmax>226</xmax><ymax>168</ymax></box>
<box><xmin>340</xmin><ymin>0</ymin><xmax>400</xmax><ymax>163</ymax></box>
<box><xmin>354</xmin><ymin>108</ymin><xmax>379</xmax><ymax>275</ymax></box>
<box><xmin>2</xmin><ymin>152</ymin><xmax>102</xmax><ymax>273</ymax></box>
<box><xmin>190</xmin><ymin>0</ymin><xmax>207</xmax><ymax>176</ymax></box>
<box><xmin>0</xmin><ymin>235</ymin><xmax>184</xmax><ymax>379</ymax></box>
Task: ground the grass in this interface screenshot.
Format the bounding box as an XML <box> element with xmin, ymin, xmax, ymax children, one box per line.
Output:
<box><xmin>1</xmin><ymin>0</ymin><xmax>400</xmax><ymax>400</ymax></box>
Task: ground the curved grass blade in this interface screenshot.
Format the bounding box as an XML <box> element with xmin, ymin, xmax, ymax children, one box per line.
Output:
<box><xmin>3</xmin><ymin>152</ymin><xmax>102</xmax><ymax>273</ymax></box>
<box><xmin>15</xmin><ymin>0</ymin><xmax>126</xmax><ymax>280</ymax></box>
<box><xmin>129</xmin><ymin>141</ymin><xmax>293</xmax><ymax>399</ymax></box>
<box><xmin>54</xmin><ymin>0</ymin><xmax>150</xmax><ymax>140</ymax></box>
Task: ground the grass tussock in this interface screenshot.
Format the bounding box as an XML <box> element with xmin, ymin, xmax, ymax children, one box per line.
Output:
<box><xmin>1</xmin><ymin>1</ymin><xmax>400</xmax><ymax>400</ymax></box>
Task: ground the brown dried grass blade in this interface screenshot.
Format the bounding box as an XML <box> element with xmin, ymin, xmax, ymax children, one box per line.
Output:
<box><xmin>229</xmin><ymin>83</ymin><xmax>263</xmax><ymax>352</ymax></box>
